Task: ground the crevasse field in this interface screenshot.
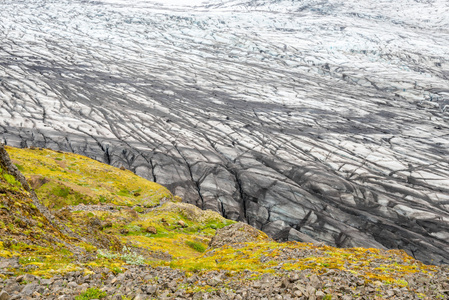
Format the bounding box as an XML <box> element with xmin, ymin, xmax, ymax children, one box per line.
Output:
<box><xmin>1</xmin><ymin>0</ymin><xmax>449</xmax><ymax>264</ymax></box>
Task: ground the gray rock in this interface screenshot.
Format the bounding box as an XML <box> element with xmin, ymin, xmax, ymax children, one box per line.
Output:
<box><xmin>22</xmin><ymin>274</ymin><xmax>36</xmax><ymax>283</ymax></box>
<box><xmin>187</xmin><ymin>275</ymin><xmax>198</xmax><ymax>284</ymax></box>
<box><xmin>309</xmin><ymin>275</ymin><xmax>322</xmax><ymax>289</ymax></box>
<box><xmin>315</xmin><ymin>290</ymin><xmax>326</xmax><ymax>300</ymax></box>
<box><xmin>207</xmin><ymin>276</ymin><xmax>222</xmax><ymax>287</ymax></box>
<box><xmin>67</xmin><ymin>282</ymin><xmax>78</xmax><ymax>288</ymax></box>
<box><xmin>305</xmin><ymin>285</ymin><xmax>317</xmax><ymax>297</ymax></box>
<box><xmin>116</xmin><ymin>274</ymin><xmax>126</xmax><ymax>282</ymax></box>
<box><xmin>20</xmin><ymin>283</ymin><xmax>38</xmax><ymax>296</ymax></box>
<box><xmin>40</xmin><ymin>279</ymin><xmax>53</xmax><ymax>286</ymax></box>
<box><xmin>133</xmin><ymin>294</ymin><xmax>147</xmax><ymax>300</ymax></box>
<box><xmin>0</xmin><ymin>259</ymin><xmax>19</xmax><ymax>270</ymax></box>
<box><xmin>146</xmin><ymin>285</ymin><xmax>158</xmax><ymax>295</ymax></box>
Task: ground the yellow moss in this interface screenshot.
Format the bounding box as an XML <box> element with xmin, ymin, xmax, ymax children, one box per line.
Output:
<box><xmin>6</xmin><ymin>146</ymin><xmax>173</xmax><ymax>208</ymax></box>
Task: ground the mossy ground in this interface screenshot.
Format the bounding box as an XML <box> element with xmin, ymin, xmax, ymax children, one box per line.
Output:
<box><xmin>7</xmin><ymin>146</ymin><xmax>172</xmax><ymax>209</ymax></box>
<box><xmin>168</xmin><ymin>241</ymin><xmax>438</xmax><ymax>288</ymax></box>
<box><xmin>0</xmin><ymin>146</ymin><xmax>442</xmax><ymax>292</ymax></box>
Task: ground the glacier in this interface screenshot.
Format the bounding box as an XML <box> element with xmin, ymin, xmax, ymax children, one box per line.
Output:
<box><xmin>1</xmin><ymin>0</ymin><xmax>449</xmax><ymax>264</ymax></box>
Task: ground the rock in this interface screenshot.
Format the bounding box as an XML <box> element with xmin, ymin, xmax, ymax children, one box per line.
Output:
<box><xmin>116</xmin><ymin>274</ymin><xmax>126</xmax><ymax>282</ymax></box>
<box><xmin>0</xmin><ymin>291</ymin><xmax>9</xmax><ymax>300</ymax></box>
<box><xmin>187</xmin><ymin>275</ymin><xmax>198</xmax><ymax>284</ymax></box>
<box><xmin>40</xmin><ymin>279</ymin><xmax>53</xmax><ymax>286</ymax></box>
<box><xmin>309</xmin><ymin>274</ymin><xmax>322</xmax><ymax>289</ymax></box>
<box><xmin>0</xmin><ymin>259</ymin><xmax>16</xmax><ymax>269</ymax></box>
<box><xmin>207</xmin><ymin>276</ymin><xmax>222</xmax><ymax>287</ymax></box>
<box><xmin>23</xmin><ymin>274</ymin><xmax>36</xmax><ymax>283</ymax></box>
<box><xmin>21</xmin><ymin>283</ymin><xmax>37</xmax><ymax>296</ymax></box>
<box><xmin>289</xmin><ymin>273</ymin><xmax>300</xmax><ymax>282</ymax></box>
<box><xmin>145</xmin><ymin>226</ymin><xmax>157</xmax><ymax>234</ymax></box>
<box><xmin>315</xmin><ymin>290</ymin><xmax>326</xmax><ymax>300</ymax></box>
<box><xmin>280</xmin><ymin>277</ymin><xmax>291</xmax><ymax>289</ymax></box>
<box><xmin>89</xmin><ymin>217</ymin><xmax>102</xmax><ymax>229</ymax></box>
<box><xmin>31</xmin><ymin>291</ymin><xmax>41</xmax><ymax>298</ymax></box>
<box><xmin>15</xmin><ymin>276</ymin><xmax>24</xmax><ymax>283</ymax></box>
<box><xmin>305</xmin><ymin>285</ymin><xmax>317</xmax><ymax>297</ymax></box>
<box><xmin>102</xmin><ymin>221</ymin><xmax>113</xmax><ymax>229</ymax></box>
<box><xmin>293</xmin><ymin>283</ymin><xmax>306</xmax><ymax>295</ymax></box>
<box><xmin>146</xmin><ymin>285</ymin><xmax>158</xmax><ymax>295</ymax></box>
<box><xmin>177</xmin><ymin>220</ymin><xmax>187</xmax><ymax>228</ymax></box>
<box><xmin>133</xmin><ymin>294</ymin><xmax>147</xmax><ymax>300</ymax></box>
<box><xmin>209</xmin><ymin>222</ymin><xmax>270</xmax><ymax>248</ymax></box>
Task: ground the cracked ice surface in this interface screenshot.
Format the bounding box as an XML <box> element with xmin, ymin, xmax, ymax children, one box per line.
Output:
<box><xmin>1</xmin><ymin>0</ymin><xmax>449</xmax><ymax>264</ymax></box>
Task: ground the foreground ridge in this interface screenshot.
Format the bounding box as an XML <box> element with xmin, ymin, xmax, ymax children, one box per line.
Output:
<box><xmin>0</xmin><ymin>145</ymin><xmax>448</xmax><ymax>299</ymax></box>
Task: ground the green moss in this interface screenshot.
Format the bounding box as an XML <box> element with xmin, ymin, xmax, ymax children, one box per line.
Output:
<box><xmin>133</xmin><ymin>206</ymin><xmax>144</xmax><ymax>213</ymax></box>
<box><xmin>53</xmin><ymin>186</ymin><xmax>70</xmax><ymax>198</ymax></box>
<box><xmin>2</xmin><ymin>173</ymin><xmax>21</xmax><ymax>188</ymax></box>
<box><xmin>75</xmin><ymin>287</ymin><xmax>107</xmax><ymax>300</ymax></box>
<box><xmin>186</xmin><ymin>241</ymin><xmax>207</xmax><ymax>253</ymax></box>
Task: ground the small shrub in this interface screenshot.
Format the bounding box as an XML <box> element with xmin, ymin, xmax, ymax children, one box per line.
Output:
<box><xmin>186</xmin><ymin>241</ymin><xmax>206</xmax><ymax>253</ymax></box>
<box><xmin>53</xmin><ymin>186</ymin><xmax>70</xmax><ymax>198</ymax></box>
<box><xmin>97</xmin><ymin>249</ymin><xmax>119</xmax><ymax>259</ymax></box>
<box><xmin>97</xmin><ymin>247</ymin><xmax>145</xmax><ymax>265</ymax></box>
<box><xmin>127</xmin><ymin>224</ymin><xmax>142</xmax><ymax>233</ymax></box>
<box><xmin>75</xmin><ymin>287</ymin><xmax>107</xmax><ymax>300</ymax></box>
<box><xmin>120</xmin><ymin>247</ymin><xmax>145</xmax><ymax>265</ymax></box>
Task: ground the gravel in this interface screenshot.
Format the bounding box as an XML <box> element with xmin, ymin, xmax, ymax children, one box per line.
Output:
<box><xmin>1</xmin><ymin>263</ymin><xmax>448</xmax><ymax>299</ymax></box>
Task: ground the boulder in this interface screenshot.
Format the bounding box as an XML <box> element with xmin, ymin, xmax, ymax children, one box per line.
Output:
<box><xmin>209</xmin><ymin>222</ymin><xmax>270</xmax><ymax>248</ymax></box>
<box><xmin>146</xmin><ymin>226</ymin><xmax>157</xmax><ymax>234</ymax></box>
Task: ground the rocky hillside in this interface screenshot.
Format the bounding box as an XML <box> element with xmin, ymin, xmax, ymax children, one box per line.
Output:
<box><xmin>0</xmin><ymin>144</ymin><xmax>448</xmax><ymax>299</ymax></box>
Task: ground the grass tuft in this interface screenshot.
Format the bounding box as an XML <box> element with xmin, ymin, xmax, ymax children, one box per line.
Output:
<box><xmin>186</xmin><ymin>241</ymin><xmax>207</xmax><ymax>253</ymax></box>
<box><xmin>75</xmin><ymin>287</ymin><xmax>107</xmax><ymax>300</ymax></box>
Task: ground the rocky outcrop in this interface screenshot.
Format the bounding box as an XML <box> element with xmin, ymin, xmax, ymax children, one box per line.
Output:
<box><xmin>1</xmin><ymin>0</ymin><xmax>449</xmax><ymax>264</ymax></box>
<box><xmin>209</xmin><ymin>222</ymin><xmax>271</xmax><ymax>248</ymax></box>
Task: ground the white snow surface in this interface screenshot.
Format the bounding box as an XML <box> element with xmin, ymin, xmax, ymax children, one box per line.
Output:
<box><xmin>1</xmin><ymin>0</ymin><xmax>449</xmax><ymax>263</ymax></box>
